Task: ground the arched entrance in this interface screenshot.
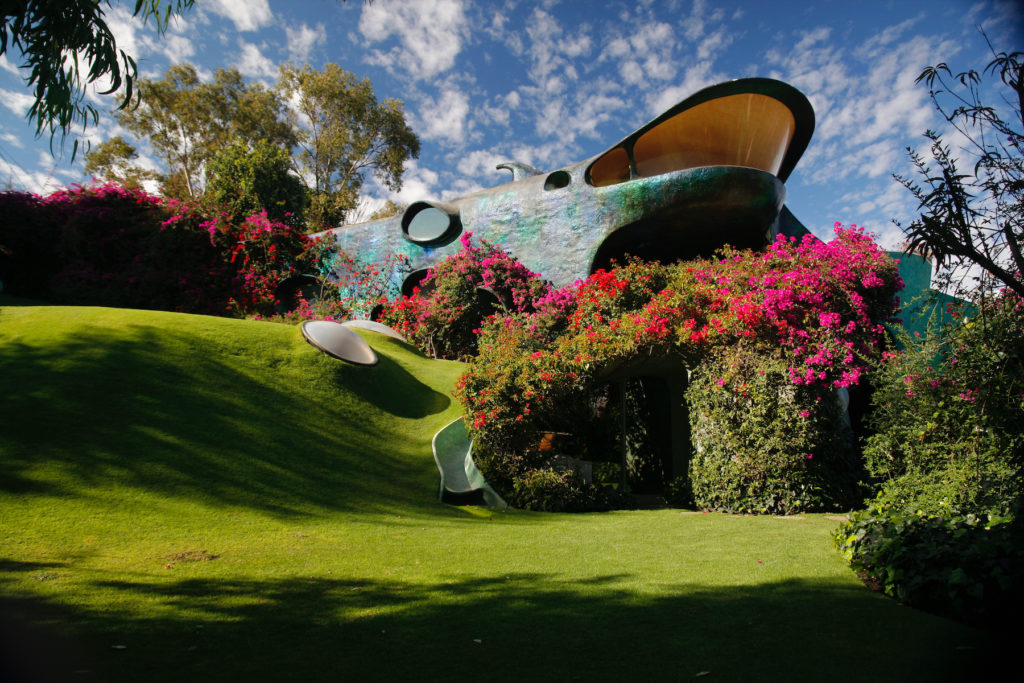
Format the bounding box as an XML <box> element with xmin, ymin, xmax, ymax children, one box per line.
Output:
<box><xmin>598</xmin><ymin>355</ymin><xmax>691</xmax><ymax>499</ymax></box>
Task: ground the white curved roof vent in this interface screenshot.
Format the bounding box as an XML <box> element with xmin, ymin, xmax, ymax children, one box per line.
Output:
<box><xmin>340</xmin><ymin>319</ymin><xmax>407</xmax><ymax>342</ymax></box>
<box><xmin>301</xmin><ymin>321</ymin><xmax>378</xmax><ymax>366</ymax></box>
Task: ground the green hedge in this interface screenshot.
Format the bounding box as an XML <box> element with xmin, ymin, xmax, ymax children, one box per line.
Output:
<box><xmin>687</xmin><ymin>344</ymin><xmax>863</xmax><ymax>514</ymax></box>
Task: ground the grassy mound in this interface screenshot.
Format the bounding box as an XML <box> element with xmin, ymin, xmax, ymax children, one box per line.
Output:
<box><xmin>0</xmin><ymin>302</ymin><xmax>464</xmax><ymax>515</ymax></box>
<box><xmin>0</xmin><ymin>301</ymin><xmax>1009</xmax><ymax>681</ymax></box>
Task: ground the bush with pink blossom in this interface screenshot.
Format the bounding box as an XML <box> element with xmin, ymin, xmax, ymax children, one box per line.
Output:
<box><xmin>455</xmin><ymin>225</ymin><xmax>903</xmax><ymax>511</ymax></box>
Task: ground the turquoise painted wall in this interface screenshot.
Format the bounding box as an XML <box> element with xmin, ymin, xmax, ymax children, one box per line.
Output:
<box><xmin>888</xmin><ymin>252</ymin><xmax>973</xmax><ymax>341</ymax></box>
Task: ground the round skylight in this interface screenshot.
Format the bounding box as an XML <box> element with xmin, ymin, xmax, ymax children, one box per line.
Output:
<box><xmin>300</xmin><ymin>321</ymin><xmax>378</xmax><ymax>366</ymax></box>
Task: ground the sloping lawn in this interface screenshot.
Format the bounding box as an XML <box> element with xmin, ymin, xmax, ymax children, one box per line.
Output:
<box><xmin>0</xmin><ymin>301</ymin><xmax>1006</xmax><ymax>681</ymax></box>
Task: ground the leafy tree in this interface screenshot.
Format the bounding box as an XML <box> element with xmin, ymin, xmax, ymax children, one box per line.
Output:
<box><xmin>0</xmin><ymin>1</ymin><xmax>195</xmax><ymax>155</ymax></box>
<box><xmin>205</xmin><ymin>138</ymin><xmax>308</xmax><ymax>225</ymax></box>
<box><xmin>83</xmin><ymin>135</ymin><xmax>159</xmax><ymax>189</ymax></box>
<box><xmin>278</xmin><ymin>63</ymin><xmax>420</xmax><ymax>229</ymax></box>
<box><xmin>895</xmin><ymin>44</ymin><xmax>1024</xmax><ymax>300</ymax></box>
<box><xmin>369</xmin><ymin>199</ymin><xmax>405</xmax><ymax>221</ymax></box>
<box><xmin>117</xmin><ymin>63</ymin><xmax>295</xmax><ymax>199</ymax></box>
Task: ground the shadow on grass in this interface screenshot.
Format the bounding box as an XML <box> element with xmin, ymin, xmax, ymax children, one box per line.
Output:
<box><xmin>0</xmin><ymin>568</ymin><xmax>1007</xmax><ymax>682</ymax></box>
<box><xmin>0</xmin><ymin>323</ymin><xmax>452</xmax><ymax>516</ymax></box>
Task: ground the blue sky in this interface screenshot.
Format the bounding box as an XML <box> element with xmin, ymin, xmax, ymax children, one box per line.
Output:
<box><xmin>1</xmin><ymin>0</ymin><xmax>1021</xmax><ymax>248</ymax></box>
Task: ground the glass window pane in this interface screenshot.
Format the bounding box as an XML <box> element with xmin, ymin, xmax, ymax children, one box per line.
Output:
<box><xmin>587</xmin><ymin>147</ymin><xmax>631</xmax><ymax>187</ymax></box>
<box><xmin>633</xmin><ymin>93</ymin><xmax>796</xmax><ymax>178</ymax></box>
<box><xmin>406</xmin><ymin>207</ymin><xmax>451</xmax><ymax>242</ymax></box>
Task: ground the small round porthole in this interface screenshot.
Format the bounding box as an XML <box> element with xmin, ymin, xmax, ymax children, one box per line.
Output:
<box><xmin>402</xmin><ymin>201</ymin><xmax>462</xmax><ymax>246</ymax></box>
<box><xmin>401</xmin><ymin>269</ymin><xmax>434</xmax><ymax>297</ymax></box>
<box><xmin>544</xmin><ymin>170</ymin><xmax>571</xmax><ymax>190</ymax></box>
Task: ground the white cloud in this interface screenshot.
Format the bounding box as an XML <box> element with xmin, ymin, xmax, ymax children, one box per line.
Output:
<box><xmin>648</xmin><ymin>61</ymin><xmax>720</xmax><ymax>114</ymax></box>
<box><xmin>455</xmin><ymin>149</ymin><xmax>508</xmax><ymax>179</ymax></box>
<box><xmin>235</xmin><ymin>41</ymin><xmax>276</xmax><ymax>79</ymax></box>
<box><xmin>523</xmin><ymin>8</ymin><xmax>593</xmax><ymax>86</ymax></box>
<box><xmin>416</xmin><ymin>88</ymin><xmax>471</xmax><ymax>144</ymax></box>
<box><xmin>605</xmin><ymin>38</ymin><xmax>631</xmax><ymax>59</ymax></box>
<box><xmin>158</xmin><ymin>33</ymin><xmax>195</xmax><ymax>63</ymax></box>
<box><xmin>681</xmin><ymin>0</ymin><xmax>718</xmax><ymax>42</ymax></box>
<box><xmin>285</xmin><ymin>23</ymin><xmax>327</xmax><ymax>64</ymax></box>
<box><xmin>341</xmin><ymin>195</ymin><xmax>390</xmax><ymax>226</ymax></box>
<box><xmin>621</xmin><ymin>60</ymin><xmax>644</xmax><ymax>85</ymax></box>
<box><xmin>0</xmin><ymin>55</ymin><xmax>19</xmax><ymax>76</ymax></box>
<box><xmin>696</xmin><ymin>29</ymin><xmax>731</xmax><ymax>62</ymax></box>
<box><xmin>360</xmin><ymin>0</ymin><xmax>469</xmax><ymax>81</ymax></box>
<box><xmin>0</xmin><ymin>157</ymin><xmax>62</xmax><ymax>194</ymax></box>
<box><xmin>759</xmin><ymin>18</ymin><xmax>961</xmax><ymax>229</ymax></box>
<box><xmin>390</xmin><ymin>159</ymin><xmax>439</xmax><ymax>205</ymax></box>
<box><xmin>855</xmin><ymin>14</ymin><xmax>924</xmax><ymax>57</ymax></box>
<box><xmin>0</xmin><ymin>88</ymin><xmax>36</xmax><ymax>116</ymax></box>
<box><xmin>205</xmin><ymin>0</ymin><xmax>273</xmax><ymax>33</ymax></box>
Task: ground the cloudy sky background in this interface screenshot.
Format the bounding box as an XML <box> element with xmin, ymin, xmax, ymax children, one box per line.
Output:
<box><xmin>1</xmin><ymin>0</ymin><xmax>1021</xmax><ymax>247</ymax></box>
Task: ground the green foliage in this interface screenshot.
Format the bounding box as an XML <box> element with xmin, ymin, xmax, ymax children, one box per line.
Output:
<box><xmin>664</xmin><ymin>475</ymin><xmax>693</xmax><ymax>508</ymax></box>
<box><xmin>511</xmin><ymin>468</ymin><xmax>591</xmax><ymax>512</ymax></box>
<box><xmin>894</xmin><ymin>43</ymin><xmax>1024</xmax><ymax>299</ymax></box>
<box><xmin>277</xmin><ymin>62</ymin><xmax>420</xmax><ymax>229</ymax></box>
<box><xmin>863</xmin><ymin>295</ymin><xmax>1024</xmax><ymax>517</ymax></box>
<box><xmin>687</xmin><ymin>344</ymin><xmax>862</xmax><ymax>514</ymax></box>
<box><xmin>0</xmin><ymin>1</ymin><xmax>195</xmax><ymax>154</ymax></box>
<box><xmin>834</xmin><ymin>505</ymin><xmax>1024</xmax><ymax>625</ymax></box>
<box><xmin>835</xmin><ymin>294</ymin><xmax>1024</xmax><ymax>624</ymax></box>
<box><xmin>117</xmin><ymin>63</ymin><xmax>295</xmax><ymax>199</ymax></box>
<box><xmin>205</xmin><ymin>138</ymin><xmax>308</xmax><ymax>225</ymax></box>
<box><xmin>82</xmin><ymin>135</ymin><xmax>159</xmax><ymax>189</ymax></box>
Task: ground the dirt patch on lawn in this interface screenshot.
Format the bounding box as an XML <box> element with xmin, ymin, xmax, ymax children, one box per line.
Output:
<box><xmin>165</xmin><ymin>550</ymin><xmax>220</xmax><ymax>563</ymax></box>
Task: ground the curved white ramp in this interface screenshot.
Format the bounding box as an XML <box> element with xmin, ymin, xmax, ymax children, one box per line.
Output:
<box><xmin>431</xmin><ymin>417</ymin><xmax>507</xmax><ymax>508</ymax></box>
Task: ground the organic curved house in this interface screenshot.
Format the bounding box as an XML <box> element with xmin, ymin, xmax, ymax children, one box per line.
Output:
<box><xmin>324</xmin><ymin>77</ymin><xmax>816</xmax><ymax>295</ymax></box>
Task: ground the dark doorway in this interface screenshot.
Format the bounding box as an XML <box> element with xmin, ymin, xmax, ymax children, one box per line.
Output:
<box><xmin>612</xmin><ymin>369</ymin><xmax>691</xmax><ymax>496</ymax></box>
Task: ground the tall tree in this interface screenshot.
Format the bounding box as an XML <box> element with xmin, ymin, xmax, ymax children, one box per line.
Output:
<box><xmin>205</xmin><ymin>138</ymin><xmax>308</xmax><ymax>226</ymax></box>
<box><xmin>895</xmin><ymin>43</ymin><xmax>1024</xmax><ymax>300</ymax></box>
<box><xmin>117</xmin><ymin>63</ymin><xmax>295</xmax><ymax>199</ymax></box>
<box><xmin>278</xmin><ymin>63</ymin><xmax>420</xmax><ymax>229</ymax></box>
<box><xmin>83</xmin><ymin>135</ymin><xmax>159</xmax><ymax>189</ymax></box>
<box><xmin>1</xmin><ymin>1</ymin><xmax>196</xmax><ymax>155</ymax></box>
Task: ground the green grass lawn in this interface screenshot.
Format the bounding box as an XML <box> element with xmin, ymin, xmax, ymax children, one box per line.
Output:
<box><xmin>0</xmin><ymin>299</ymin><xmax>1007</xmax><ymax>681</ymax></box>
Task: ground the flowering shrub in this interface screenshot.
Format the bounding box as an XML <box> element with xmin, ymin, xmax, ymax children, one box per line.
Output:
<box><xmin>0</xmin><ymin>182</ymin><xmax>377</xmax><ymax>319</ymax></box>
<box><xmin>378</xmin><ymin>233</ymin><xmax>551</xmax><ymax>359</ymax></box>
<box><xmin>0</xmin><ymin>183</ymin><xmax>234</xmax><ymax>312</ymax></box>
<box><xmin>200</xmin><ymin>208</ymin><xmax>337</xmax><ymax>316</ymax></box>
<box><xmin>456</xmin><ymin>226</ymin><xmax>902</xmax><ymax>511</ymax></box>
<box><xmin>0</xmin><ymin>190</ymin><xmax>59</xmax><ymax>296</ymax></box>
<box><xmin>258</xmin><ymin>251</ymin><xmax>410</xmax><ymax>324</ymax></box>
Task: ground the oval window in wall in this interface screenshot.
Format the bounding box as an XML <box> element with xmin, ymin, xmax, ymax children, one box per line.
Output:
<box><xmin>402</xmin><ymin>201</ymin><xmax>462</xmax><ymax>246</ymax></box>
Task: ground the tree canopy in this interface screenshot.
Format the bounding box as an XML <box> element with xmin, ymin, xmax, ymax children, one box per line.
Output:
<box><xmin>102</xmin><ymin>61</ymin><xmax>419</xmax><ymax>231</ymax></box>
<box><xmin>1</xmin><ymin>1</ymin><xmax>196</xmax><ymax>155</ymax></box>
<box><xmin>82</xmin><ymin>134</ymin><xmax>158</xmax><ymax>189</ymax></box>
<box><xmin>278</xmin><ymin>63</ymin><xmax>420</xmax><ymax>229</ymax></box>
<box><xmin>895</xmin><ymin>43</ymin><xmax>1024</xmax><ymax>300</ymax></box>
<box><xmin>116</xmin><ymin>63</ymin><xmax>295</xmax><ymax>199</ymax></box>
<box><xmin>205</xmin><ymin>137</ymin><xmax>309</xmax><ymax>226</ymax></box>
